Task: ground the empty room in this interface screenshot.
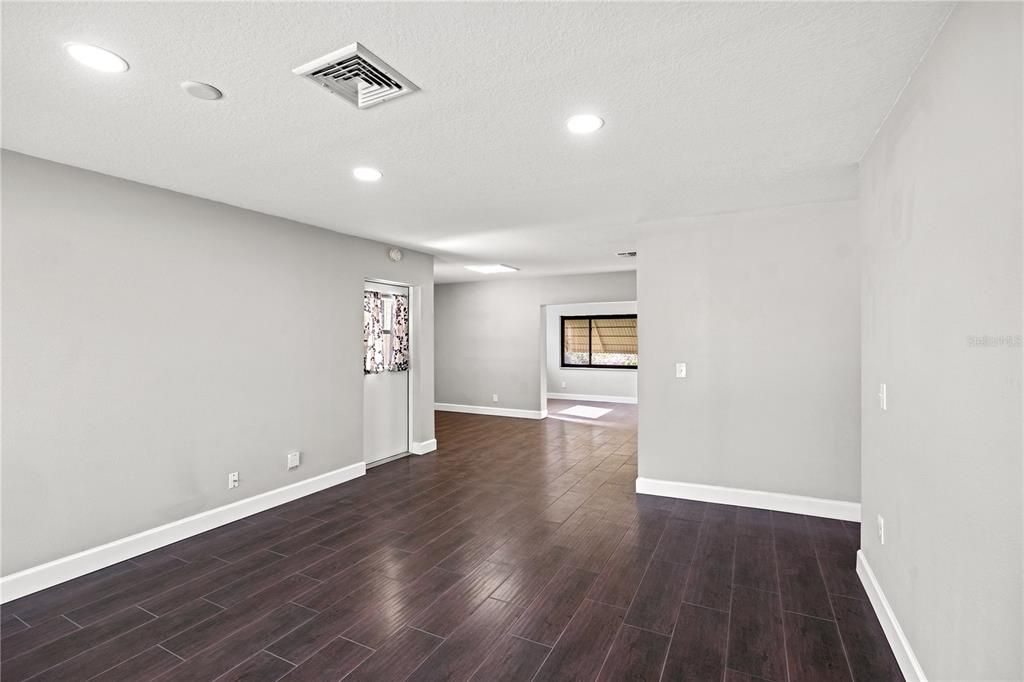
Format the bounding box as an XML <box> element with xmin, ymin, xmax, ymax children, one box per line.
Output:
<box><xmin>1</xmin><ymin>2</ymin><xmax>1021</xmax><ymax>681</ymax></box>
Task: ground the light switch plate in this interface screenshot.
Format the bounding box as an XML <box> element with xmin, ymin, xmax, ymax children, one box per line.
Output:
<box><xmin>675</xmin><ymin>362</ymin><xmax>687</xmax><ymax>378</ymax></box>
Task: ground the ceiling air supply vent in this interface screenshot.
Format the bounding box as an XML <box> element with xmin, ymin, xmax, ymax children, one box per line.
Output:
<box><xmin>617</xmin><ymin>251</ymin><xmax>638</xmax><ymax>258</ymax></box>
<box><xmin>293</xmin><ymin>43</ymin><xmax>419</xmax><ymax>109</ymax></box>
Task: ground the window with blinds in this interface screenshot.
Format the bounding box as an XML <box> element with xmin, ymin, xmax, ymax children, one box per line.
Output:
<box><xmin>560</xmin><ymin>315</ymin><xmax>638</xmax><ymax>369</ymax></box>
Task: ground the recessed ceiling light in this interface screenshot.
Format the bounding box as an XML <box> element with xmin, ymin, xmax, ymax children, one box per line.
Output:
<box><xmin>566</xmin><ymin>114</ymin><xmax>604</xmax><ymax>135</ymax></box>
<box><xmin>353</xmin><ymin>167</ymin><xmax>383</xmax><ymax>182</ymax></box>
<box><xmin>64</xmin><ymin>43</ymin><xmax>129</xmax><ymax>73</ymax></box>
<box><xmin>465</xmin><ymin>264</ymin><xmax>519</xmax><ymax>274</ymax></box>
<box><xmin>181</xmin><ymin>81</ymin><xmax>223</xmax><ymax>100</ymax></box>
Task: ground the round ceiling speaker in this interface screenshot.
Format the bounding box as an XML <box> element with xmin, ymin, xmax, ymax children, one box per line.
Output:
<box><xmin>387</xmin><ymin>248</ymin><xmax>403</xmax><ymax>262</ymax></box>
<box><xmin>181</xmin><ymin>81</ymin><xmax>223</xmax><ymax>100</ymax></box>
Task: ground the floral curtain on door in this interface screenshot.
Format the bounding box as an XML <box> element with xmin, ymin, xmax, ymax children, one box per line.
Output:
<box><xmin>363</xmin><ymin>291</ymin><xmax>410</xmax><ymax>374</ymax></box>
<box><xmin>390</xmin><ymin>294</ymin><xmax>410</xmax><ymax>371</ymax></box>
<box><xmin>364</xmin><ymin>291</ymin><xmax>386</xmax><ymax>374</ymax></box>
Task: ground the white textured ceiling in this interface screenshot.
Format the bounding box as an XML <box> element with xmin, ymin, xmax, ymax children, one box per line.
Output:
<box><xmin>1</xmin><ymin>2</ymin><xmax>950</xmax><ymax>282</ymax></box>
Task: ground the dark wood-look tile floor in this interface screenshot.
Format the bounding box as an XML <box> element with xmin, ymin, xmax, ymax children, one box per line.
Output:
<box><xmin>0</xmin><ymin>400</ymin><xmax>903</xmax><ymax>681</ymax></box>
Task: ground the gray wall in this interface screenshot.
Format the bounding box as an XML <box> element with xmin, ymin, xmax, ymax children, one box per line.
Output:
<box><xmin>545</xmin><ymin>301</ymin><xmax>638</xmax><ymax>401</ymax></box>
<box><xmin>435</xmin><ymin>272</ymin><xmax>636</xmax><ymax>412</ymax></box>
<box><xmin>637</xmin><ymin>201</ymin><xmax>861</xmax><ymax>502</ymax></box>
<box><xmin>1</xmin><ymin>151</ymin><xmax>435</xmax><ymax>575</ymax></box>
<box><xmin>859</xmin><ymin>4</ymin><xmax>1023</xmax><ymax>679</ymax></box>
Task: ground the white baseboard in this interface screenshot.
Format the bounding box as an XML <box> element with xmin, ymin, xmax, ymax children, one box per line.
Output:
<box><xmin>434</xmin><ymin>403</ymin><xmax>547</xmax><ymax>420</ymax></box>
<box><xmin>634</xmin><ymin>477</ymin><xmax>861</xmax><ymax>522</ymax></box>
<box><xmin>410</xmin><ymin>439</ymin><xmax>437</xmax><ymax>455</ymax></box>
<box><xmin>546</xmin><ymin>393</ymin><xmax>638</xmax><ymax>405</ymax></box>
<box><xmin>857</xmin><ymin>550</ymin><xmax>927</xmax><ymax>681</ymax></box>
<box><xmin>0</xmin><ymin>462</ymin><xmax>366</xmax><ymax>603</ymax></box>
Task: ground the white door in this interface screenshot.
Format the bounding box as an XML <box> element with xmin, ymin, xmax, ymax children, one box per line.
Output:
<box><xmin>363</xmin><ymin>282</ymin><xmax>410</xmax><ymax>466</ymax></box>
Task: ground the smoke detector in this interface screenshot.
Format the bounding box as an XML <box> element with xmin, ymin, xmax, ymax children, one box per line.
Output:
<box><xmin>617</xmin><ymin>251</ymin><xmax>637</xmax><ymax>257</ymax></box>
<box><xmin>293</xmin><ymin>43</ymin><xmax>419</xmax><ymax>109</ymax></box>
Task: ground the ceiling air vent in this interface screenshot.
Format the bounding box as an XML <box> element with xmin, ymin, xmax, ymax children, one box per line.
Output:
<box><xmin>293</xmin><ymin>43</ymin><xmax>418</xmax><ymax>109</ymax></box>
<box><xmin>617</xmin><ymin>251</ymin><xmax>637</xmax><ymax>258</ymax></box>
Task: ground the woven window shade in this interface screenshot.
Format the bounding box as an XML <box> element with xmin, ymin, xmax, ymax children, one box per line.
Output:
<box><xmin>591</xmin><ymin>317</ymin><xmax>637</xmax><ymax>354</ymax></box>
<box><xmin>563</xmin><ymin>318</ymin><xmax>591</xmax><ymax>354</ymax></box>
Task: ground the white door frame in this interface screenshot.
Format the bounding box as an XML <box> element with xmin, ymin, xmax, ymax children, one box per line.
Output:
<box><xmin>363</xmin><ymin>278</ymin><xmax>416</xmax><ymax>462</ymax></box>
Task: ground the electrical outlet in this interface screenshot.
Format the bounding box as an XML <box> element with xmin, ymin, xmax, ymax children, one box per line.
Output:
<box><xmin>492</xmin><ymin>394</ymin><xmax>499</xmax><ymax>403</ymax></box>
<box><xmin>879</xmin><ymin>383</ymin><xmax>887</xmax><ymax>411</ymax></box>
<box><xmin>877</xmin><ymin>514</ymin><xmax>885</xmax><ymax>545</ymax></box>
<box><xmin>560</xmin><ymin>381</ymin><xmax>566</xmax><ymax>389</ymax></box>
<box><xmin>287</xmin><ymin>451</ymin><xmax>301</xmax><ymax>470</ymax></box>
<box><xmin>227</xmin><ymin>472</ymin><xmax>239</xmax><ymax>489</ymax></box>
<box><xmin>675</xmin><ymin>362</ymin><xmax>687</xmax><ymax>378</ymax></box>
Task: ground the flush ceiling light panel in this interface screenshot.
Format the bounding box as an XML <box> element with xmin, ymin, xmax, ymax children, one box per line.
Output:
<box><xmin>353</xmin><ymin>167</ymin><xmax>383</xmax><ymax>182</ymax></box>
<box><xmin>567</xmin><ymin>114</ymin><xmax>604</xmax><ymax>134</ymax></box>
<box><xmin>293</xmin><ymin>42</ymin><xmax>419</xmax><ymax>109</ymax></box>
<box><xmin>180</xmin><ymin>81</ymin><xmax>223</xmax><ymax>100</ymax></box>
<box><xmin>64</xmin><ymin>43</ymin><xmax>128</xmax><ymax>73</ymax></box>
<box><xmin>465</xmin><ymin>264</ymin><xmax>519</xmax><ymax>274</ymax></box>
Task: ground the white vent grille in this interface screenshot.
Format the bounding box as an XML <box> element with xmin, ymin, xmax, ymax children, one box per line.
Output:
<box><xmin>293</xmin><ymin>43</ymin><xmax>418</xmax><ymax>109</ymax></box>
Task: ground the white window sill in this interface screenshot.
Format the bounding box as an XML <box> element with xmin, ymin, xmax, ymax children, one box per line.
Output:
<box><xmin>558</xmin><ymin>366</ymin><xmax>638</xmax><ymax>372</ymax></box>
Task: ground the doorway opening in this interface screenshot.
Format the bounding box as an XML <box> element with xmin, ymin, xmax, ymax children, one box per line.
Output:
<box><xmin>363</xmin><ymin>280</ymin><xmax>412</xmax><ymax>467</ymax></box>
<box><xmin>541</xmin><ymin>300</ymin><xmax>639</xmax><ymax>419</ymax></box>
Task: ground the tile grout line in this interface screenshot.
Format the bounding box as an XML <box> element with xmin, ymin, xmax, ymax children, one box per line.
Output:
<box><xmin>338</xmin><ymin>633</ymin><xmax>379</xmax><ymax>650</ymax></box>
<box><xmin>509</xmin><ymin>632</ymin><xmax>550</xmax><ymax>648</ymax></box>
<box><xmin>719</xmin><ymin>509</ymin><xmax>738</xmax><ymax>682</ymax></box>
<box><xmin>157</xmin><ymin>596</ymin><xmax>317</xmax><ymax>664</ymax></box>
<box><xmin>88</xmin><ymin>646</ymin><xmax>167</xmax><ymax>681</ymax></box>
<box><xmin>261</xmin><ymin>647</ymin><xmax>298</xmax><ymax>668</ymax></box>
<box><xmin>813</xmin><ymin>540</ymin><xmax>858</xmax><ymax>682</ymax></box>
<box><xmin>62</xmin><ymin>613</ymin><xmax>84</xmax><ymax>628</ymax></box>
<box><xmin>60</xmin><ymin>556</ymin><xmax>225</xmax><ymax>626</ymax></box>
<box><xmin>781</xmin><ymin>607</ymin><xmax>840</xmax><ymax>623</ymax></box>
<box><xmin>158</xmin><ymin>643</ymin><xmax>186</xmax><ymax>661</ymax></box>
<box><xmin>725</xmin><ymin>669</ymin><xmax>776</xmax><ymax>682</ymax></box>
<box><xmin>394</xmin><ymin>625</ymin><xmax>447</xmax><ymax>682</ymax></box>
<box><xmin>772</xmin><ymin>514</ymin><xmax>794</xmax><ymax>682</ymax></box>
<box><xmin>407</xmin><ymin>624</ymin><xmax>448</xmax><ymax>640</ymax></box>
<box><xmin>13</xmin><ymin>607</ymin><xmax>158</xmax><ymax>681</ymax></box>
<box><xmin>525</xmin><ymin>494</ymin><xmax>654</xmax><ymax>682</ymax></box>
<box><xmin>629</xmin><ymin>505</ymin><xmax>679</xmax><ymax>682</ymax></box>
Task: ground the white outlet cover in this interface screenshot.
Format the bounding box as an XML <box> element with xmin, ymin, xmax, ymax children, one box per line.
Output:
<box><xmin>492</xmin><ymin>394</ymin><xmax>499</xmax><ymax>402</ymax></box>
<box><xmin>287</xmin><ymin>451</ymin><xmax>301</xmax><ymax>469</ymax></box>
<box><xmin>675</xmin><ymin>362</ymin><xmax>687</xmax><ymax>378</ymax></box>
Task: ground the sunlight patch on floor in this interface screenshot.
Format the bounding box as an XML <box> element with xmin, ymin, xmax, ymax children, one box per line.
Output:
<box><xmin>557</xmin><ymin>404</ymin><xmax>613</xmax><ymax>419</ymax></box>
